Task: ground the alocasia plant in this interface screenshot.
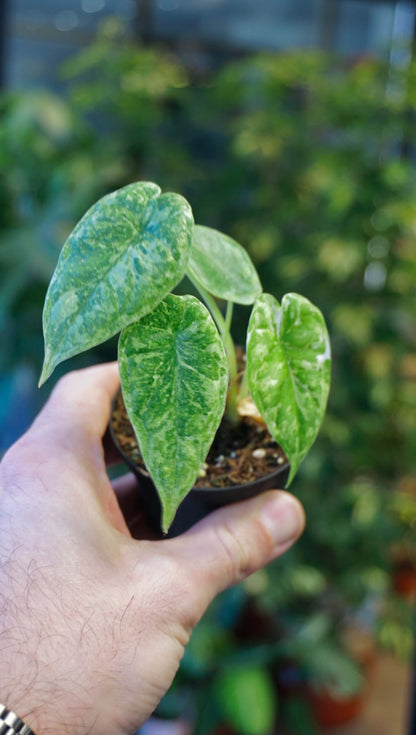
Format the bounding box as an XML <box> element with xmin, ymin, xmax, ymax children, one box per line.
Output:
<box><xmin>40</xmin><ymin>181</ymin><xmax>331</xmax><ymax>531</ymax></box>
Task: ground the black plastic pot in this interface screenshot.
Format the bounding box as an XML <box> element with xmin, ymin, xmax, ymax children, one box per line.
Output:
<box><xmin>109</xmin><ymin>406</ymin><xmax>290</xmax><ymax>538</ymax></box>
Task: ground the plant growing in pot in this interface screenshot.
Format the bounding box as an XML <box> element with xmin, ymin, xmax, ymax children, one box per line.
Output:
<box><xmin>39</xmin><ymin>181</ymin><xmax>331</xmax><ymax>534</ymax></box>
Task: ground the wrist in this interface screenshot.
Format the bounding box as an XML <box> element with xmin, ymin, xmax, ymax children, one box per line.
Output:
<box><xmin>0</xmin><ymin>680</ymin><xmax>65</xmax><ymax>735</ymax></box>
<box><xmin>0</xmin><ymin>649</ymin><xmax>93</xmax><ymax>735</ymax></box>
<box><xmin>0</xmin><ymin>588</ymin><xmax>88</xmax><ymax>735</ymax></box>
<box><xmin>0</xmin><ymin>685</ymin><xmax>88</xmax><ymax>735</ymax></box>
<box><xmin>0</xmin><ymin>703</ymin><xmax>37</xmax><ymax>734</ymax></box>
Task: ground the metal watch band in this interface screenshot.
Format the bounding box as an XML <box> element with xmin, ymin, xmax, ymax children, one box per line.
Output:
<box><xmin>0</xmin><ymin>704</ymin><xmax>36</xmax><ymax>735</ymax></box>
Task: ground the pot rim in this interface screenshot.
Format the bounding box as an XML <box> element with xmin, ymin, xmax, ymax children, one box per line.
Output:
<box><xmin>109</xmin><ymin>392</ymin><xmax>290</xmax><ymax>496</ymax></box>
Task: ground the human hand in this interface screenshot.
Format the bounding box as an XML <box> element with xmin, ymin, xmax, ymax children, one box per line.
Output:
<box><xmin>0</xmin><ymin>363</ymin><xmax>304</xmax><ymax>735</ymax></box>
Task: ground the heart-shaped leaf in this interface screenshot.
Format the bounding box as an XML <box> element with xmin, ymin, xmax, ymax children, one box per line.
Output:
<box><xmin>247</xmin><ymin>292</ymin><xmax>331</xmax><ymax>483</ymax></box>
<box><xmin>119</xmin><ymin>294</ymin><xmax>228</xmax><ymax>531</ymax></box>
<box><xmin>40</xmin><ymin>181</ymin><xmax>194</xmax><ymax>385</ymax></box>
<box><xmin>215</xmin><ymin>665</ymin><xmax>277</xmax><ymax>735</ymax></box>
<box><xmin>187</xmin><ymin>225</ymin><xmax>262</xmax><ymax>304</ymax></box>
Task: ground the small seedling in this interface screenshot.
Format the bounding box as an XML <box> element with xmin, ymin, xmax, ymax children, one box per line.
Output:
<box><xmin>40</xmin><ymin>182</ymin><xmax>331</xmax><ymax>530</ymax></box>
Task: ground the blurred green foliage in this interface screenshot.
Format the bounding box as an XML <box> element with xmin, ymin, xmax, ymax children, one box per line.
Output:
<box><xmin>1</xmin><ymin>19</ymin><xmax>416</xmax><ymax>732</ymax></box>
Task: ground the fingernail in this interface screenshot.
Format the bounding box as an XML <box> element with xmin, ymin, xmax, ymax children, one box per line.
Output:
<box><xmin>260</xmin><ymin>492</ymin><xmax>303</xmax><ymax>548</ymax></box>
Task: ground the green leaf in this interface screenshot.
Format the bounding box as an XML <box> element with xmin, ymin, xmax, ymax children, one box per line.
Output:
<box><xmin>40</xmin><ymin>181</ymin><xmax>194</xmax><ymax>385</ymax></box>
<box><xmin>118</xmin><ymin>294</ymin><xmax>228</xmax><ymax>531</ymax></box>
<box><xmin>247</xmin><ymin>292</ymin><xmax>331</xmax><ymax>483</ymax></box>
<box><xmin>215</xmin><ymin>665</ymin><xmax>277</xmax><ymax>735</ymax></box>
<box><xmin>187</xmin><ymin>225</ymin><xmax>262</xmax><ymax>304</ymax></box>
<box><xmin>282</xmin><ymin>697</ymin><xmax>320</xmax><ymax>735</ymax></box>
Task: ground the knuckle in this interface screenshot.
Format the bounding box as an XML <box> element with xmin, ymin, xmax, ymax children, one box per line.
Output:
<box><xmin>214</xmin><ymin>521</ymin><xmax>253</xmax><ymax>583</ymax></box>
<box><xmin>215</xmin><ymin>516</ymin><xmax>275</xmax><ymax>584</ymax></box>
<box><xmin>251</xmin><ymin>515</ymin><xmax>277</xmax><ymax>560</ymax></box>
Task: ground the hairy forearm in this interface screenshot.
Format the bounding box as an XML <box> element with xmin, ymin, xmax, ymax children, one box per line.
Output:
<box><xmin>0</xmin><ymin>553</ymin><xmax>81</xmax><ymax>734</ymax></box>
<box><xmin>0</xmin><ymin>473</ymin><xmax>87</xmax><ymax>734</ymax></box>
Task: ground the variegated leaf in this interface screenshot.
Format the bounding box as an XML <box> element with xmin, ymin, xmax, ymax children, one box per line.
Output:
<box><xmin>119</xmin><ymin>294</ymin><xmax>228</xmax><ymax>531</ymax></box>
<box><xmin>40</xmin><ymin>181</ymin><xmax>194</xmax><ymax>385</ymax></box>
<box><xmin>187</xmin><ymin>225</ymin><xmax>262</xmax><ymax>304</ymax></box>
<box><xmin>247</xmin><ymin>292</ymin><xmax>331</xmax><ymax>483</ymax></box>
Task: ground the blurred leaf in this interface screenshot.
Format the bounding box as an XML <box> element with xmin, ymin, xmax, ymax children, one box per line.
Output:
<box><xmin>332</xmin><ymin>304</ymin><xmax>375</xmax><ymax>345</ymax></box>
<box><xmin>282</xmin><ymin>697</ymin><xmax>320</xmax><ymax>735</ymax></box>
<box><xmin>318</xmin><ymin>238</ymin><xmax>364</xmax><ymax>282</ymax></box>
<box><xmin>182</xmin><ymin>623</ymin><xmax>233</xmax><ymax>677</ymax></box>
<box><xmin>215</xmin><ymin>665</ymin><xmax>277</xmax><ymax>735</ymax></box>
<box><xmin>290</xmin><ymin>566</ymin><xmax>327</xmax><ymax>597</ymax></box>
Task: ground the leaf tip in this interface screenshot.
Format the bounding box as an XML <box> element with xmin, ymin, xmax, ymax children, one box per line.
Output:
<box><xmin>38</xmin><ymin>357</ymin><xmax>54</xmax><ymax>388</ymax></box>
<box><xmin>161</xmin><ymin>504</ymin><xmax>176</xmax><ymax>535</ymax></box>
<box><xmin>286</xmin><ymin>464</ymin><xmax>295</xmax><ymax>487</ymax></box>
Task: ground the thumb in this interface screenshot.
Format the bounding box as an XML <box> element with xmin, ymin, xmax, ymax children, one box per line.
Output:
<box><xmin>166</xmin><ymin>490</ymin><xmax>305</xmax><ymax>619</ymax></box>
<box><xmin>34</xmin><ymin>362</ymin><xmax>119</xmax><ymax>443</ymax></box>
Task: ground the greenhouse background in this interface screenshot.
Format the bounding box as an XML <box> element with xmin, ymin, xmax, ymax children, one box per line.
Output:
<box><xmin>1</xmin><ymin>1</ymin><xmax>416</xmax><ymax>734</ymax></box>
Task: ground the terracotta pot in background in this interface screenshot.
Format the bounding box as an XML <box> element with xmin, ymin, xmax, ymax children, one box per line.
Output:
<box><xmin>393</xmin><ymin>560</ymin><xmax>416</xmax><ymax>601</ymax></box>
<box><xmin>306</xmin><ymin>687</ymin><xmax>366</xmax><ymax>729</ymax></box>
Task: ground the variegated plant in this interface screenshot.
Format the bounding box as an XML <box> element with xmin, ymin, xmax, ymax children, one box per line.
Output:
<box><xmin>40</xmin><ymin>181</ymin><xmax>331</xmax><ymax>531</ymax></box>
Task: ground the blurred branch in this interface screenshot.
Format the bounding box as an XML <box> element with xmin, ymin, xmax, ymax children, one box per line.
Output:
<box><xmin>400</xmin><ymin>1</ymin><xmax>416</xmax><ymax>159</ymax></box>
<box><xmin>0</xmin><ymin>0</ymin><xmax>8</xmax><ymax>88</ymax></box>
<box><xmin>319</xmin><ymin>0</ymin><xmax>339</xmax><ymax>53</ymax></box>
<box><xmin>136</xmin><ymin>0</ymin><xmax>154</xmax><ymax>44</ymax></box>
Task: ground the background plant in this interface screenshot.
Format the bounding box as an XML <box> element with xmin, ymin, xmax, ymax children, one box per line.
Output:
<box><xmin>1</xmin><ymin>22</ymin><xmax>415</xmax><ymax>731</ymax></box>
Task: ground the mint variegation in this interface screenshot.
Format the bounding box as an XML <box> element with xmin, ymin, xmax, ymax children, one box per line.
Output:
<box><xmin>119</xmin><ymin>294</ymin><xmax>228</xmax><ymax>532</ymax></box>
<box><xmin>188</xmin><ymin>225</ymin><xmax>262</xmax><ymax>305</ymax></box>
<box><xmin>247</xmin><ymin>292</ymin><xmax>331</xmax><ymax>484</ymax></box>
<box><xmin>40</xmin><ymin>182</ymin><xmax>193</xmax><ymax>385</ymax></box>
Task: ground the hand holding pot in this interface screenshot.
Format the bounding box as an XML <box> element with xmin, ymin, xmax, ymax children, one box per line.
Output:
<box><xmin>0</xmin><ymin>363</ymin><xmax>304</xmax><ymax>735</ymax></box>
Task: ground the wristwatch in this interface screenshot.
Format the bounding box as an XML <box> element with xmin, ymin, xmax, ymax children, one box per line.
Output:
<box><xmin>0</xmin><ymin>704</ymin><xmax>36</xmax><ymax>734</ymax></box>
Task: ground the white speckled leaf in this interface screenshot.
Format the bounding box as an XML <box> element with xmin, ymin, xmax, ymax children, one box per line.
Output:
<box><xmin>187</xmin><ymin>225</ymin><xmax>262</xmax><ymax>304</ymax></box>
<box><xmin>119</xmin><ymin>294</ymin><xmax>228</xmax><ymax>531</ymax></box>
<box><xmin>40</xmin><ymin>182</ymin><xmax>194</xmax><ymax>385</ymax></box>
<box><xmin>247</xmin><ymin>292</ymin><xmax>331</xmax><ymax>484</ymax></box>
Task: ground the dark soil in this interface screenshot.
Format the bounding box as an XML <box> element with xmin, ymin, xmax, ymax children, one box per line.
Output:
<box><xmin>111</xmin><ymin>391</ymin><xmax>288</xmax><ymax>489</ymax></box>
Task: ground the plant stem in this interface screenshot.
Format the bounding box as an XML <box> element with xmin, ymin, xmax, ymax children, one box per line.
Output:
<box><xmin>239</xmin><ymin>363</ymin><xmax>250</xmax><ymax>401</ymax></box>
<box><xmin>225</xmin><ymin>300</ymin><xmax>233</xmax><ymax>334</ymax></box>
<box><xmin>187</xmin><ymin>276</ymin><xmax>239</xmax><ymax>423</ymax></box>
